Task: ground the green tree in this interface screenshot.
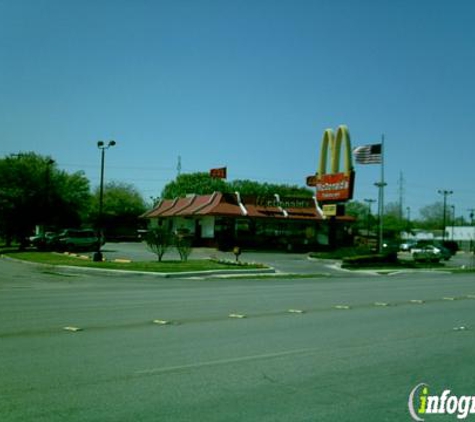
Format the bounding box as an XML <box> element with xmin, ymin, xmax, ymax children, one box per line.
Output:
<box><xmin>161</xmin><ymin>172</ymin><xmax>229</xmax><ymax>199</ymax></box>
<box><xmin>175</xmin><ymin>233</ymin><xmax>193</xmax><ymax>262</ymax></box>
<box><xmin>160</xmin><ymin>172</ymin><xmax>312</xmax><ymax>199</ymax></box>
<box><xmin>0</xmin><ymin>152</ymin><xmax>90</xmax><ymax>245</ymax></box>
<box><xmin>383</xmin><ymin>202</ymin><xmax>407</xmax><ymax>239</ymax></box>
<box><xmin>145</xmin><ymin>226</ymin><xmax>172</xmax><ymax>262</ymax></box>
<box><xmin>418</xmin><ymin>202</ymin><xmax>445</xmax><ymax>230</ymax></box>
<box><xmin>229</xmin><ymin>179</ymin><xmax>312</xmax><ymax>197</ymax></box>
<box><xmin>346</xmin><ymin>201</ymin><xmax>375</xmax><ymax>233</ymax></box>
<box><xmin>90</xmin><ymin>181</ymin><xmax>147</xmax><ymax>239</ymax></box>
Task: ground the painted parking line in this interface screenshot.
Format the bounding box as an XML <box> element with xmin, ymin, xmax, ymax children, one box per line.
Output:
<box><xmin>153</xmin><ymin>319</ymin><xmax>171</xmax><ymax>325</ymax></box>
<box><xmin>453</xmin><ymin>326</ymin><xmax>468</xmax><ymax>331</ymax></box>
<box><xmin>63</xmin><ymin>326</ymin><xmax>83</xmax><ymax>332</ymax></box>
<box><xmin>229</xmin><ymin>313</ymin><xmax>247</xmax><ymax>319</ymax></box>
<box><xmin>334</xmin><ymin>305</ymin><xmax>351</xmax><ymax>310</ymax></box>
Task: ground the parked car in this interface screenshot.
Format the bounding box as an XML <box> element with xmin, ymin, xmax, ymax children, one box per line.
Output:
<box><xmin>29</xmin><ymin>231</ymin><xmax>59</xmax><ymax>251</ymax></box>
<box><xmin>400</xmin><ymin>240</ymin><xmax>417</xmax><ymax>251</ymax></box>
<box><xmin>56</xmin><ymin>229</ymin><xmax>102</xmax><ymax>251</ymax></box>
<box><xmin>441</xmin><ymin>240</ymin><xmax>459</xmax><ymax>256</ymax></box>
<box><xmin>411</xmin><ymin>244</ymin><xmax>451</xmax><ymax>263</ymax></box>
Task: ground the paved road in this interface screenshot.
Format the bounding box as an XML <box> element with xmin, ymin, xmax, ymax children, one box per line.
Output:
<box><xmin>1</xmin><ymin>258</ymin><xmax>475</xmax><ymax>421</ymax></box>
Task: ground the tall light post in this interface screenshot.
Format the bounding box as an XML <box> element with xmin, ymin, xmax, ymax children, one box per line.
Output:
<box><xmin>451</xmin><ymin>205</ymin><xmax>455</xmax><ymax>240</ymax></box>
<box><xmin>42</xmin><ymin>158</ymin><xmax>55</xmax><ymax>232</ymax></box>
<box><xmin>438</xmin><ymin>189</ymin><xmax>453</xmax><ymax>243</ymax></box>
<box><xmin>93</xmin><ymin>140</ymin><xmax>116</xmax><ymax>262</ymax></box>
<box><xmin>468</xmin><ymin>208</ymin><xmax>475</xmax><ymax>253</ymax></box>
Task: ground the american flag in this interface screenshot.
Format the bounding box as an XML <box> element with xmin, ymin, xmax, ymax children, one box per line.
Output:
<box><xmin>353</xmin><ymin>143</ymin><xmax>382</xmax><ymax>164</ymax></box>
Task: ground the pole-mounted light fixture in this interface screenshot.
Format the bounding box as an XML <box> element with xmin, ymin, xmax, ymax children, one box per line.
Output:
<box><xmin>438</xmin><ymin>189</ymin><xmax>453</xmax><ymax>243</ymax></box>
<box><xmin>93</xmin><ymin>140</ymin><xmax>116</xmax><ymax>262</ymax></box>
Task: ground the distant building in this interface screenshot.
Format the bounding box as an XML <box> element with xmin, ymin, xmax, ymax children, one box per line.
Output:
<box><xmin>445</xmin><ymin>226</ymin><xmax>475</xmax><ymax>242</ymax></box>
<box><xmin>142</xmin><ymin>192</ymin><xmax>354</xmax><ymax>251</ymax></box>
<box><xmin>402</xmin><ymin>227</ymin><xmax>475</xmax><ymax>251</ymax></box>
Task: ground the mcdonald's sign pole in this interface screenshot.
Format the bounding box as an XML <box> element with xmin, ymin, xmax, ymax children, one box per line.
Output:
<box><xmin>311</xmin><ymin>125</ymin><xmax>355</xmax><ymax>249</ymax></box>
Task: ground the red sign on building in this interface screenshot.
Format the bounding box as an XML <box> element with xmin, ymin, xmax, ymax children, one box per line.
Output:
<box><xmin>316</xmin><ymin>171</ymin><xmax>355</xmax><ymax>202</ymax></box>
<box><xmin>210</xmin><ymin>167</ymin><xmax>227</xmax><ymax>179</ymax></box>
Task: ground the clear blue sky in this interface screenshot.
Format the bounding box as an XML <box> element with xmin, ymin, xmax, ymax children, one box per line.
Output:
<box><xmin>1</xmin><ymin>0</ymin><xmax>474</xmax><ymax>219</ymax></box>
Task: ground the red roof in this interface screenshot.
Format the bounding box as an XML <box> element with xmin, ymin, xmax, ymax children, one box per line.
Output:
<box><xmin>143</xmin><ymin>192</ymin><xmax>347</xmax><ymax>222</ymax></box>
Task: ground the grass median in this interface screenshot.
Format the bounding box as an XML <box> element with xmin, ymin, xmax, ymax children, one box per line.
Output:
<box><xmin>1</xmin><ymin>250</ymin><xmax>268</xmax><ymax>273</ymax></box>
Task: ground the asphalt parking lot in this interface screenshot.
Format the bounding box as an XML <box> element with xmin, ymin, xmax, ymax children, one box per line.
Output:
<box><xmin>100</xmin><ymin>242</ymin><xmax>475</xmax><ymax>275</ymax></box>
<box><xmin>100</xmin><ymin>242</ymin><xmax>341</xmax><ymax>275</ymax></box>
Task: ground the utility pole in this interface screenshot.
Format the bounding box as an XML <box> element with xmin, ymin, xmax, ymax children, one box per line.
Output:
<box><xmin>468</xmin><ymin>208</ymin><xmax>475</xmax><ymax>253</ymax></box>
<box><xmin>406</xmin><ymin>206</ymin><xmax>411</xmax><ymax>232</ymax></box>
<box><xmin>438</xmin><ymin>189</ymin><xmax>453</xmax><ymax>243</ymax></box>
<box><xmin>398</xmin><ymin>171</ymin><xmax>405</xmax><ymax>220</ymax></box>
<box><xmin>177</xmin><ymin>155</ymin><xmax>182</xmax><ymax>177</ymax></box>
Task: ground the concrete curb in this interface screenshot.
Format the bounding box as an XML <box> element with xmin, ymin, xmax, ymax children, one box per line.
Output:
<box><xmin>307</xmin><ymin>256</ymin><xmax>454</xmax><ymax>275</ymax></box>
<box><xmin>53</xmin><ymin>265</ymin><xmax>276</xmax><ymax>278</ymax></box>
<box><xmin>1</xmin><ymin>254</ymin><xmax>275</xmax><ymax>278</ymax></box>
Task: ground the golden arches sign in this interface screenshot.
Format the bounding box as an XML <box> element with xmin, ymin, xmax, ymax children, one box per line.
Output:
<box><xmin>319</xmin><ymin>125</ymin><xmax>353</xmax><ymax>176</ymax></box>
<box><xmin>307</xmin><ymin>125</ymin><xmax>355</xmax><ymax>203</ymax></box>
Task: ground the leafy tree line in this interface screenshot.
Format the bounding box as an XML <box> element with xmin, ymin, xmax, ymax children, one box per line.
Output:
<box><xmin>346</xmin><ymin>199</ymin><xmax>469</xmax><ymax>239</ymax></box>
<box><xmin>2</xmin><ymin>153</ymin><xmax>462</xmax><ymax>246</ymax></box>
<box><xmin>161</xmin><ymin>173</ymin><xmax>466</xmax><ymax>237</ymax></box>
<box><xmin>0</xmin><ymin>152</ymin><xmax>146</xmax><ymax>245</ymax></box>
<box><xmin>160</xmin><ymin>172</ymin><xmax>313</xmax><ymax>199</ymax></box>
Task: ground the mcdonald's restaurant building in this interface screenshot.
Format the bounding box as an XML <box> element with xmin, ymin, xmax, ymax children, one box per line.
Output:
<box><xmin>142</xmin><ymin>192</ymin><xmax>355</xmax><ymax>251</ymax></box>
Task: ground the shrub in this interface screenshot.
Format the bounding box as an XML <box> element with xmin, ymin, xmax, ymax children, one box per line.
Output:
<box><xmin>175</xmin><ymin>234</ymin><xmax>193</xmax><ymax>262</ymax></box>
<box><xmin>145</xmin><ymin>227</ymin><xmax>172</xmax><ymax>262</ymax></box>
<box><xmin>341</xmin><ymin>253</ymin><xmax>398</xmax><ymax>268</ymax></box>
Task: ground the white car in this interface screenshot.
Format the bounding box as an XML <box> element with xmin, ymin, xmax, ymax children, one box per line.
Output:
<box><xmin>411</xmin><ymin>245</ymin><xmax>450</xmax><ymax>263</ymax></box>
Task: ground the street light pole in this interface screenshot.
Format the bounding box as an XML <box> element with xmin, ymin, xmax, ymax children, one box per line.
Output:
<box><xmin>468</xmin><ymin>208</ymin><xmax>475</xmax><ymax>253</ymax></box>
<box><xmin>93</xmin><ymin>140</ymin><xmax>116</xmax><ymax>262</ymax></box>
<box><xmin>42</xmin><ymin>158</ymin><xmax>55</xmax><ymax>232</ymax></box>
<box><xmin>451</xmin><ymin>205</ymin><xmax>455</xmax><ymax>240</ymax></box>
<box><xmin>438</xmin><ymin>189</ymin><xmax>453</xmax><ymax>243</ymax></box>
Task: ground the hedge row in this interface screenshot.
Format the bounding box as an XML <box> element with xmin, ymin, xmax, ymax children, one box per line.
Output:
<box><xmin>341</xmin><ymin>252</ymin><xmax>398</xmax><ymax>268</ymax></box>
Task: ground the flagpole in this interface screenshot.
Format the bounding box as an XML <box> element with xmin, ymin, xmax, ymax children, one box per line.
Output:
<box><xmin>376</xmin><ymin>134</ymin><xmax>386</xmax><ymax>253</ymax></box>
